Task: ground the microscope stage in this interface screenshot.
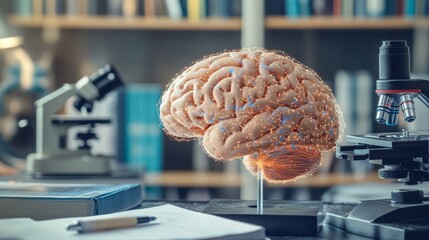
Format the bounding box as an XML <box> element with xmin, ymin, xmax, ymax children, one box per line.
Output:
<box><xmin>346</xmin><ymin>132</ymin><xmax>429</xmax><ymax>149</ymax></box>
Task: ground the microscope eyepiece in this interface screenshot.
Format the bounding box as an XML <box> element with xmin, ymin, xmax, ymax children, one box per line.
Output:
<box><xmin>379</xmin><ymin>40</ymin><xmax>410</xmax><ymax>80</ymax></box>
<box><xmin>73</xmin><ymin>64</ymin><xmax>124</xmax><ymax>112</ymax></box>
<box><xmin>90</xmin><ymin>64</ymin><xmax>123</xmax><ymax>100</ymax></box>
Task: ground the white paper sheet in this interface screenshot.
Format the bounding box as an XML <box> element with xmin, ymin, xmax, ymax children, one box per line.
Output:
<box><xmin>0</xmin><ymin>204</ymin><xmax>265</xmax><ymax>240</ymax></box>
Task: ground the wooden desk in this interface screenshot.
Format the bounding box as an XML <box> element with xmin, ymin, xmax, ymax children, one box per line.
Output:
<box><xmin>144</xmin><ymin>171</ymin><xmax>389</xmax><ymax>188</ymax></box>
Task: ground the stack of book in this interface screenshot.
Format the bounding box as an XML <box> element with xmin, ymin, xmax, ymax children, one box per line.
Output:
<box><xmin>0</xmin><ymin>182</ymin><xmax>142</xmax><ymax>220</ymax></box>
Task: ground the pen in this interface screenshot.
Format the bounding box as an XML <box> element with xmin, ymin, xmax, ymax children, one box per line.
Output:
<box><xmin>66</xmin><ymin>216</ymin><xmax>156</xmax><ymax>233</ymax></box>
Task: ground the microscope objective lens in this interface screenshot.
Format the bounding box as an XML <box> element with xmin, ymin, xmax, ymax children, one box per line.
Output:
<box><xmin>387</xmin><ymin>105</ymin><xmax>399</xmax><ymax>126</ymax></box>
<box><xmin>400</xmin><ymin>94</ymin><xmax>416</xmax><ymax>122</ymax></box>
<box><xmin>376</xmin><ymin>95</ymin><xmax>396</xmax><ymax>125</ymax></box>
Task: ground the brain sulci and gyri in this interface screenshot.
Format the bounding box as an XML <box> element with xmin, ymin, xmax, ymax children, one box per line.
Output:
<box><xmin>159</xmin><ymin>48</ymin><xmax>344</xmax><ymax>183</ymax></box>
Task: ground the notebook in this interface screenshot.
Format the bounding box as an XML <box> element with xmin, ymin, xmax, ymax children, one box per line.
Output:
<box><xmin>0</xmin><ymin>204</ymin><xmax>266</xmax><ymax>240</ymax></box>
<box><xmin>0</xmin><ymin>182</ymin><xmax>142</xmax><ymax>220</ymax></box>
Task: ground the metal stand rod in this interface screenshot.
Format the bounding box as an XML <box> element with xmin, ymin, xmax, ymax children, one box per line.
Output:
<box><xmin>257</xmin><ymin>168</ymin><xmax>264</xmax><ymax>215</ymax></box>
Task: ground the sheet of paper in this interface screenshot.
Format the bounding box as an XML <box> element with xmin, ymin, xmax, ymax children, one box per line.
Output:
<box><xmin>0</xmin><ymin>204</ymin><xmax>265</xmax><ymax>240</ymax></box>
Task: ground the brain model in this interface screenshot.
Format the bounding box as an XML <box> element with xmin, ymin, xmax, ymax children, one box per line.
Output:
<box><xmin>160</xmin><ymin>48</ymin><xmax>343</xmax><ymax>183</ymax></box>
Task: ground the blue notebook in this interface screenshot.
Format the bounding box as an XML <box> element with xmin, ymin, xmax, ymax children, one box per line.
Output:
<box><xmin>0</xmin><ymin>182</ymin><xmax>142</xmax><ymax>220</ymax></box>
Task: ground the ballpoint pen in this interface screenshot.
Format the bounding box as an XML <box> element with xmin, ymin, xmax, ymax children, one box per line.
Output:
<box><xmin>66</xmin><ymin>216</ymin><xmax>157</xmax><ymax>233</ymax></box>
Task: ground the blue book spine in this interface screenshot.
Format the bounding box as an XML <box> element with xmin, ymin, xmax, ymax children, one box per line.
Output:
<box><xmin>266</xmin><ymin>0</ymin><xmax>286</xmax><ymax>16</ymax></box>
<box><xmin>286</xmin><ymin>0</ymin><xmax>300</xmax><ymax>19</ymax></box>
<box><xmin>124</xmin><ymin>85</ymin><xmax>163</xmax><ymax>173</ymax></box>
<box><xmin>424</xmin><ymin>0</ymin><xmax>429</xmax><ymax>16</ymax></box>
<box><xmin>354</xmin><ymin>0</ymin><xmax>367</xmax><ymax>18</ymax></box>
<box><xmin>14</xmin><ymin>0</ymin><xmax>32</xmax><ymax>16</ymax></box>
<box><xmin>180</xmin><ymin>0</ymin><xmax>188</xmax><ymax>17</ymax></box>
<box><xmin>385</xmin><ymin>0</ymin><xmax>397</xmax><ymax>16</ymax></box>
<box><xmin>404</xmin><ymin>0</ymin><xmax>416</xmax><ymax>18</ymax></box>
<box><xmin>219</xmin><ymin>0</ymin><xmax>231</xmax><ymax>17</ymax></box>
<box><xmin>299</xmin><ymin>0</ymin><xmax>311</xmax><ymax>17</ymax></box>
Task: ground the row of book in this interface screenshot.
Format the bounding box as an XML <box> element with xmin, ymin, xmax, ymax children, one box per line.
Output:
<box><xmin>14</xmin><ymin>0</ymin><xmax>242</xmax><ymax>20</ymax></box>
<box><xmin>266</xmin><ymin>0</ymin><xmax>429</xmax><ymax>19</ymax></box>
<box><xmin>15</xmin><ymin>0</ymin><xmax>429</xmax><ymax>21</ymax></box>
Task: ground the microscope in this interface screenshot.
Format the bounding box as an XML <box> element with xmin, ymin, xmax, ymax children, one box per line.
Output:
<box><xmin>333</xmin><ymin>41</ymin><xmax>429</xmax><ymax>239</ymax></box>
<box><xmin>27</xmin><ymin>64</ymin><xmax>123</xmax><ymax>177</ymax></box>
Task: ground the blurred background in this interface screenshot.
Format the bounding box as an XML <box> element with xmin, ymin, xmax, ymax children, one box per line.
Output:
<box><xmin>0</xmin><ymin>0</ymin><xmax>429</xmax><ymax>202</ymax></box>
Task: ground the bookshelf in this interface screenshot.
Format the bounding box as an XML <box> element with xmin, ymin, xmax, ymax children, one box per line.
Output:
<box><xmin>143</xmin><ymin>171</ymin><xmax>389</xmax><ymax>188</ymax></box>
<box><xmin>265</xmin><ymin>16</ymin><xmax>426</xmax><ymax>29</ymax></box>
<box><xmin>9</xmin><ymin>15</ymin><xmax>429</xmax><ymax>30</ymax></box>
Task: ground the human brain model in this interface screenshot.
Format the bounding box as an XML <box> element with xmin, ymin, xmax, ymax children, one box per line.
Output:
<box><xmin>160</xmin><ymin>49</ymin><xmax>343</xmax><ymax>183</ymax></box>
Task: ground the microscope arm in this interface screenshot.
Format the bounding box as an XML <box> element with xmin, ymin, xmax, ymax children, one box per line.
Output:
<box><xmin>35</xmin><ymin>83</ymin><xmax>77</xmax><ymax>155</ymax></box>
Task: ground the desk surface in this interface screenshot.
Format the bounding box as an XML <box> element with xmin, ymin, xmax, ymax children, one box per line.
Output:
<box><xmin>141</xmin><ymin>200</ymin><xmax>364</xmax><ymax>240</ymax></box>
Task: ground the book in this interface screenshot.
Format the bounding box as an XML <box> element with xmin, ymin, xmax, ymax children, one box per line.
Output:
<box><xmin>341</xmin><ymin>0</ymin><xmax>354</xmax><ymax>18</ymax></box>
<box><xmin>313</xmin><ymin>0</ymin><xmax>333</xmax><ymax>16</ymax></box>
<box><xmin>120</xmin><ymin>84</ymin><xmax>163</xmax><ymax>173</ymax></box>
<box><xmin>144</xmin><ymin>0</ymin><xmax>156</xmax><ymax>17</ymax></box>
<box><xmin>353</xmin><ymin>0</ymin><xmax>366</xmax><ymax>18</ymax></box>
<box><xmin>154</xmin><ymin>0</ymin><xmax>168</xmax><ymax>17</ymax></box>
<box><xmin>0</xmin><ymin>182</ymin><xmax>142</xmax><ymax>220</ymax></box>
<box><xmin>404</xmin><ymin>0</ymin><xmax>416</xmax><ymax>18</ymax></box>
<box><xmin>209</xmin><ymin>0</ymin><xmax>232</xmax><ymax>18</ymax></box>
<box><xmin>298</xmin><ymin>0</ymin><xmax>311</xmax><ymax>17</ymax></box>
<box><xmin>180</xmin><ymin>0</ymin><xmax>188</xmax><ymax>17</ymax></box>
<box><xmin>265</xmin><ymin>0</ymin><xmax>285</xmax><ymax>16</ymax></box>
<box><xmin>285</xmin><ymin>0</ymin><xmax>300</xmax><ymax>19</ymax></box>
<box><xmin>333</xmin><ymin>0</ymin><xmax>342</xmax><ymax>17</ymax></box>
<box><xmin>0</xmin><ymin>204</ymin><xmax>266</xmax><ymax>240</ymax></box>
<box><xmin>366</xmin><ymin>0</ymin><xmax>385</xmax><ymax>18</ymax></box>
<box><xmin>165</xmin><ymin>0</ymin><xmax>183</xmax><ymax>19</ymax></box>
<box><xmin>385</xmin><ymin>0</ymin><xmax>398</xmax><ymax>16</ymax></box>
<box><xmin>122</xmin><ymin>0</ymin><xmax>138</xmax><ymax>17</ymax></box>
<box><xmin>188</xmin><ymin>0</ymin><xmax>202</xmax><ymax>21</ymax></box>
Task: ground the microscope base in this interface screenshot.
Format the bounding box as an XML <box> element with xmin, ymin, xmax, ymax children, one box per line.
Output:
<box><xmin>27</xmin><ymin>153</ymin><xmax>111</xmax><ymax>177</ymax></box>
<box><xmin>323</xmin><ymin>198</ymin><xmax>429</xmax><ymax>240</ymax></box>
<box><xmin>202</xmin><ymin>199</ymin><xmax>321</xmax><ymax>236</ymax></box>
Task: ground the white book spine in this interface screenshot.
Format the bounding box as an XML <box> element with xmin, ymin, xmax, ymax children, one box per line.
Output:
<box><xmin>165</xmin><ymin>0</ymin><xmax>183</xmax><ymax>19</ymax></box>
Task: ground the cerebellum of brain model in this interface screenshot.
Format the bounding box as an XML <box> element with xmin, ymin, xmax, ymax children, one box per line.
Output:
<box><xmin>160</xmin><ymin>48</ymin><xmax>344</xmax><ymax>183</ymax></box>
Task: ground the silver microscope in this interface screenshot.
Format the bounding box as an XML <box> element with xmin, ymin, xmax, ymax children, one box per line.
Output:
<box><xmin>27</xmin><ymin>65</ymin><xmax>123</xmax><ymax>177</ymax></box>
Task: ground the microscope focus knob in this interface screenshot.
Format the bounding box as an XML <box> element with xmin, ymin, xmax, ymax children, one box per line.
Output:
<box><xmin>379</xmin><ymin>166</ymin><xmax>408</xmax><ymax>179</ymax></box>
<box><xmin>391</xmin><ymin>189</ymin><xmax>424</xmax><ymax>204</ymax></box>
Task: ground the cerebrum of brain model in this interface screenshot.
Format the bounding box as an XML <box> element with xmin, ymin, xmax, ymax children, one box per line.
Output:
<box><xmin>160</xmin><ymin>48</ymin><xmax>344</xmax><ymax>183</ymax></box>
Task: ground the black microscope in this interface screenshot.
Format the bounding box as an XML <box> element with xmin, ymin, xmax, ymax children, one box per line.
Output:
<box><xmin>332</xmin><ymin>41</ymin><xmax>429</xmax><ymax>239</ymax></box>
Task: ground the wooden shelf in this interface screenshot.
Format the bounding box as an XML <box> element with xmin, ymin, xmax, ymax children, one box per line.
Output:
<box><xmin>8</xmin><ymin>15</ymin><xmax>242</xmax><ymax>30</ymax></box>
<box><xmin>10</xmin><ymin>15</ymin><xmax>429</xmax><ymax>30</ymax></box>
<box><xmin>144</xmin><ymin>171</ymin><xmax>389</xmax><ymax>188</ymax></box>
<box><xmin>265</xmin><ymin>16</ymin><xmax>429</xmax><ymax>29</ymax></box>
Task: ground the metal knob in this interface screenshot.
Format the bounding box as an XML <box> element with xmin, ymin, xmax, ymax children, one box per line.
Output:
<box><xmin>391</xmin><ymin>189</ymin><xmax>424</xmax><ymax>204</ymax></box>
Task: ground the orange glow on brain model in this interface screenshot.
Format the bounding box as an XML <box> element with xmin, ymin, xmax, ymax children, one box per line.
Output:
<box><xmin>160</xmin><ymin>48</ymin><xmax>344</xmax><ymax>183</ymax></box>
